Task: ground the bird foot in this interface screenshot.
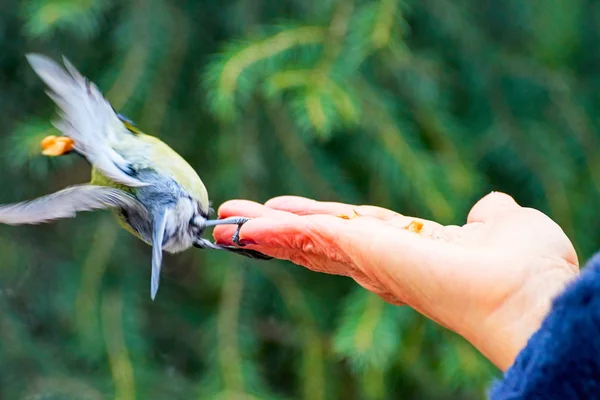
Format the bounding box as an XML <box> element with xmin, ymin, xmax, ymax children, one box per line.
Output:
<box><xmin>232</xmin><ymin>219</ymin><xmax>250</xmax><ymax>247</ymax></box>
<box><xmin>203</xmin><ymin>216</ymin><xmax>251</xmax><ymax>247</ymax></box>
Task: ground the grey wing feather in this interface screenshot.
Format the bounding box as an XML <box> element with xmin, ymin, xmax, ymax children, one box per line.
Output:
<box><xmin>151</xmin><ymin>209</ymin><xmax>168</xmax><ymax>301</ymax></box>
<box><xmin>0</xmin><ymin>185</ymin><xmax>148</xmax><ymax>225</ymax></box>
<box><xmin>25</xmin><ymin>53</ymin><xmax>148</xmax><ymax>188</ymax></box>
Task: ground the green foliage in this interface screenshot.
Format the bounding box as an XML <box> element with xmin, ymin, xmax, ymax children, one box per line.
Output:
<box><xmin>332</xmin><ymin>288</ymin><xmax>400</xmax><ymax>372</ymax></box>
<box><xmin>1</xmin><ymin>0</ymin><xmax>599</xmax><ymax>399</ymax></box>
<box><xmin>22</xmin><ymin>0</ymin><xmax>112</xmax><ymax>38</ymax></box>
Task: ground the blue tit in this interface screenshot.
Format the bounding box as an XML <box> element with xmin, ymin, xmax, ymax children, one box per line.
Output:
<box><xmin>0</xmin><ymin>54</ymin><xmax>270</xmax><ymax>300</ymax></box>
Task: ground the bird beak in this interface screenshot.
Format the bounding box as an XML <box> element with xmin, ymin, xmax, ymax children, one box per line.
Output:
<box><xmin>41</xmin><ymin>135</ymin><xmax>75</xmax><ymax>156</ymax></box>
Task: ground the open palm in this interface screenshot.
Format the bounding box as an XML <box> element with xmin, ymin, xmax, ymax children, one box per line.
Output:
<box><xmin>213</xmin><ymin>192</ymin><xmax>579</xmax><ymax>371</ymax></box>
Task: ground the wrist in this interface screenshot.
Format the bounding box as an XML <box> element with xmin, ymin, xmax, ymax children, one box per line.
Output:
<box><xmin>466</xmin><ymin>266</ymin><xmax>578</xmax><ymax>371</ymax></box>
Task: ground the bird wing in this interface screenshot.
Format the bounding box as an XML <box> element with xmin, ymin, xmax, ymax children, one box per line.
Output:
<box><xmin>0</xmin><ymin>185</ymin><xmax>147</xmax><ymax>225</ymax></box>
<box><xmin>26</xmin><ymin>53</ymin><xmax>148</xmax><ymax>188</ymax></box>
<box><xmin>150</xmin><ymin>208</ymin><xmax>168</xmax><ymax>301</ymax></box>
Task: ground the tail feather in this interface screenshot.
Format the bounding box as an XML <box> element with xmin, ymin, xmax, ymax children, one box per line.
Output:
<box><xmin>26</xmin><ymin>53</ymin><xmax>148</xmax><ymax>188</ymax></box>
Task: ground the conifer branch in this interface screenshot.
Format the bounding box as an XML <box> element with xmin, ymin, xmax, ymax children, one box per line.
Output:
<box><xmin>217</xmin><ymin>268</ymin><xmax>246</xmax><ymax>392</ymax></box>
<box><xmin>371</xmin><ymin>0</ymin><xmax>399</xmax><ymax>49</ymax></box>
<box><xmin>102</xmin><ymin>291</ymin><xmax>136</xmax><ymax>400</ymax></box>
<box><xmin>208</xmin><ymin>26</ymin><xmax>327</xmax><ymax>119</ymax></box>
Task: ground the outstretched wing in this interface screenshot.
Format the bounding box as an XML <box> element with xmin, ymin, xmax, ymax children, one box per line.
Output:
<box><xmin>0</xmin><ymin>185</ymin><xmax>147</xmax><ymax>225</ymax></box>
<box><xmin>26</xmin><ymin>53</ymin><xmax>148</xmax><ymax>188</ymax></box>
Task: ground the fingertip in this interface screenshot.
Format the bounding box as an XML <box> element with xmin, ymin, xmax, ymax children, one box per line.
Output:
<box><xmin>467</xmin><ymin>191</ymin><xmax>521</xmax><ymax>223</ymax></box>
<box><xmin>213</xmin><ymin>225</ymin><xmax>237</xmax><ymax>245</ymax></box>
<box><xmin>480</xmin><ymin>191</ymin><xmax>519</xmax><ymax>209</ymax></box>
<box><xmin>216</xmin><ymin>199</ymin><xmax>266</xmax><ymax>218</ymax></box>
<box><xmin>216</xmin><ymin>199</ymin><xmax>245</xmax><ymax>217</ymax></box>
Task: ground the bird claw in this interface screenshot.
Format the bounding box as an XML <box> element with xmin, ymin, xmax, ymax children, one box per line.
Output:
<box><xmin>232</xmin><ymin>219</ymin><xmax>249</xmax><ymax>247</ymax></box>
<box><xmin>203</xmin><ymin>216</ymin><xmax>251</xmax><ymax>247</ymax></box>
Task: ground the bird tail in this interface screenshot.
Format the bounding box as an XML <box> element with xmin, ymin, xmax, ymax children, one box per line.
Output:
<box><xmin>26</xmin><ymin>53</ymin><xmax>147</xmax><ymax>188</ymax></box>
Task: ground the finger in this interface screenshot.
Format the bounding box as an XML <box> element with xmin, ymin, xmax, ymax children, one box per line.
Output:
<box><xmin>467</xmin><ymin>191</ymin><xmax>521</xmax><ymax>224</ymax></box>
<box><xmin>213</xmin><ymin>200</ymin><xmax>302</xmax><ymax>247</ymax></box>
<box><xmin>215</xmin><ymin>212</ymin><xmax>444</xmax><ymax>274</ymax></box>
<box><xmin>215</xmin><ymin>201</ymin><xmax>443</xmax><ymax>250</ymax></box>
<box><xmin>214</xmin><ymin>214</ymin><xmax>363</xmax><ymax>278</ymax></box>
<box><xmin>265</xmin><ymin>196</ymin><xmax>401</xmax><ymax>220</ymax></box>
<box><xmin>214</xmin><ymin>214</ymin><xmax>347</xmax><ymax>249</ymax></box>
<box><xmin>216</xmin><ymin>199</ymin><xmax>298</xmax><ymax>220</ymax></box>
<box><xmin>264</xmin><ymin>196</ymin><xmax>444</xmax><ymax>233</ymax></box>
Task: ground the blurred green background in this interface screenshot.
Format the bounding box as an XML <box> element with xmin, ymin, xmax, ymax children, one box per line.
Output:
<box><xmin>0</xmin><ymin>0</ymin><xmax>598</xmax><ymax>399</ymax></box>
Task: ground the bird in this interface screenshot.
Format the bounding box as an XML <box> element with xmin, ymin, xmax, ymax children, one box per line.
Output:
<box><xmin>0</xmin><ymin>53</ymin><xmax>271</xmax><ymax>300</ymax></box>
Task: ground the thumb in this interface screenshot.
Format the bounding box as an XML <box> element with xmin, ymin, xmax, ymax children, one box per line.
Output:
<box><xmin>467</xmin><ymin>192</ymin><xmax>521</xmax><ymax>224</ymax></box>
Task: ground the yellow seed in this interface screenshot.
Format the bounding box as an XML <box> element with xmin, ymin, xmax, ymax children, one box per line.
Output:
<box><xmin>337</xmin><ymin>209</ymin><xmax>362</xmax><ymax>220</ymax></box>
<box><xmin>405</xmin><ymin>220</ymin><xmax>424</xmax><ymax>234</ymax></box>
<box><xmin>41</xmin><ymin>135</ymin><xmax>74</xmax><ymax>156</ymax></box>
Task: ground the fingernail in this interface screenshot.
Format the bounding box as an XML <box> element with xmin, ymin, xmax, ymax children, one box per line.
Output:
<box><xmin>239</xmin><ymin>238</ymin><xmax>257</xmax><ymax>246</ymax></box>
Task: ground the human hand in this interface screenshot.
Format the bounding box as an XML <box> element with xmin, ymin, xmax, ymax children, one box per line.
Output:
<box><xmin>213</xmin><ymin>192</ymin><xmax>579</xmax><ymax>371</ymax></box>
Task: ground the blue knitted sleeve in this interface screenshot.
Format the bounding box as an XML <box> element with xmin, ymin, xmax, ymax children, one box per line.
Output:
<box><xmin>489</xmin><ymin>251</ymin><xmax>600</xmax><ymax>399</ymax></box>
